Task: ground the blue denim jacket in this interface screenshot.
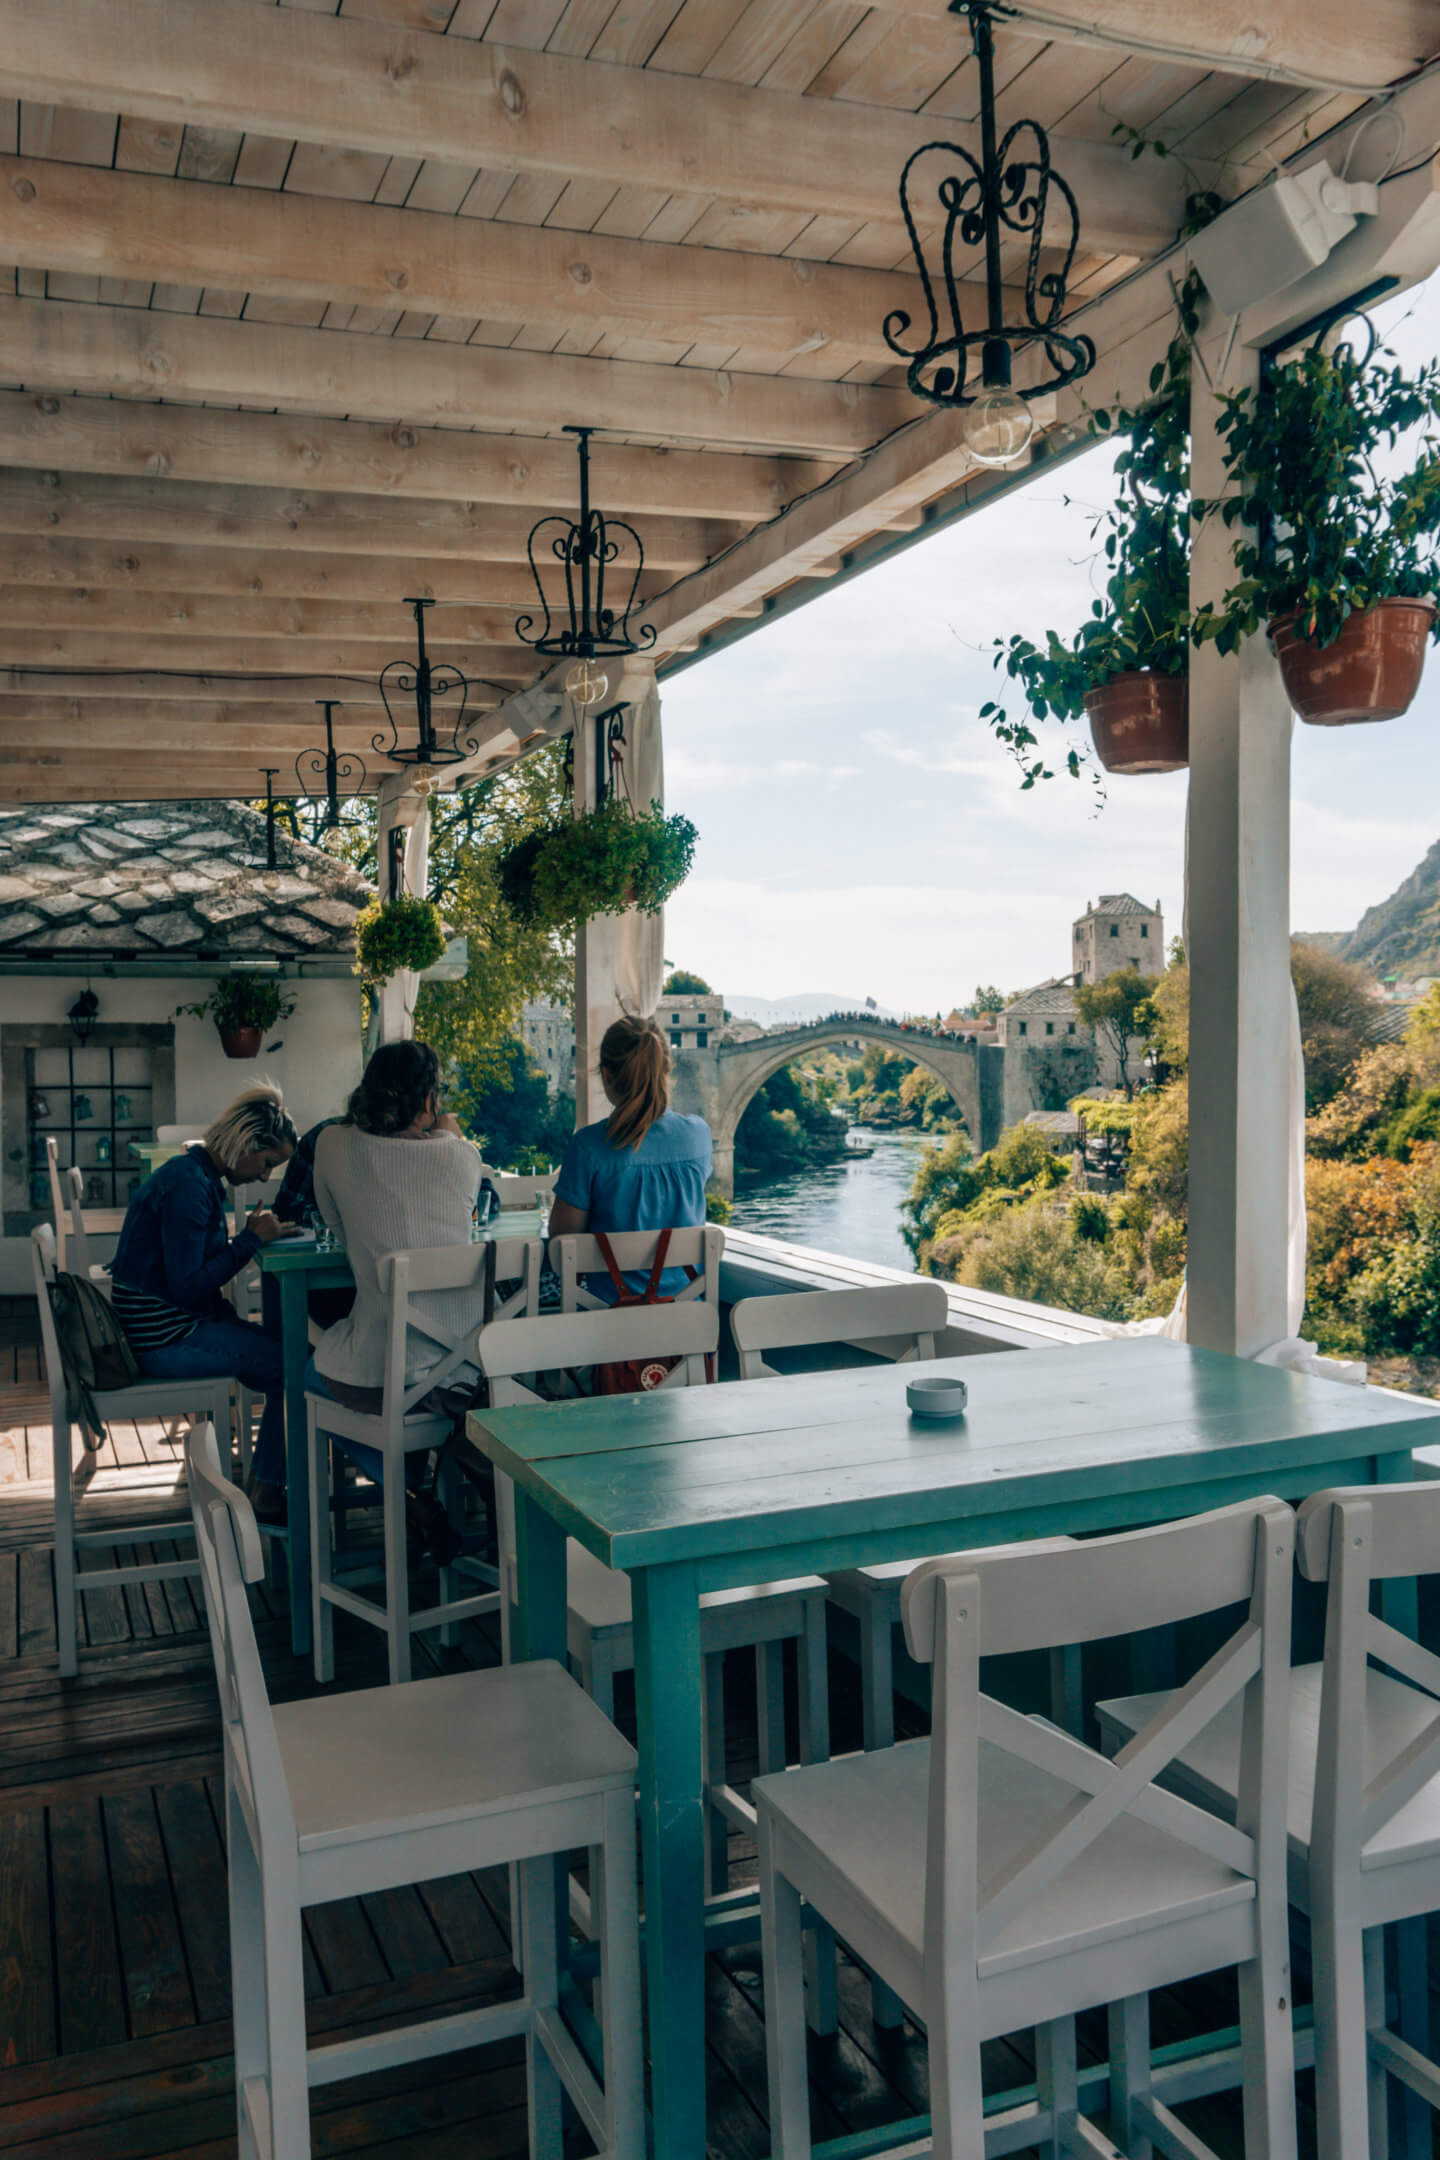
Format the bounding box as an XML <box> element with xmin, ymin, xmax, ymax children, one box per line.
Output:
<box><xmin>111</xmin><ymin>1144</ymin><xmax>259</xmax><ymax>1317</ymax></box>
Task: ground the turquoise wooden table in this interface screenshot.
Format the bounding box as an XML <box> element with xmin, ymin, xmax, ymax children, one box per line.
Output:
<box><xmin>260</xmin><ymin>1212</ymin><xmax>544</xmax><ymax>1655</ymax></box>
<box><xmin>467</xmin><ymin>1335</ymin><xmax>1440</xmax><ymax>2160</ymax></box>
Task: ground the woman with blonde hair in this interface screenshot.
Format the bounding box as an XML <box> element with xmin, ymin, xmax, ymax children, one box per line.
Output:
<box><xmin>111</xmin><ymin>1083</ymin><xmax>298</xmax><ymax>1516</ymax></box>
<box><xmin>548</xmin><ymin>1014</ymin><xmax>713</xmax><ymax>1292</ymax></box>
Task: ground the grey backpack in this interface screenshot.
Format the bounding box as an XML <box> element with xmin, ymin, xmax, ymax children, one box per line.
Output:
<box><xmin>49</xmin><ymin>1270</ymin><xmax>139</xmax><ymax>1448</ymax></box>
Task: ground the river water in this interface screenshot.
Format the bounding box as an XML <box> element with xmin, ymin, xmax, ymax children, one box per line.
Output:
<box><xmin>728</xmin><ymin>1126</ymin><xmax>933</xmax><ymax>1272</ymax></box>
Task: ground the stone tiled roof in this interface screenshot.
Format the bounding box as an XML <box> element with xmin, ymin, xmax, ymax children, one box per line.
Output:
<box><xmin>0</xmin><ymin>800</ymin><xmax>375</xmax><ymax>962</ymax></box>
<box><xmin>1080</xmin><ymin>893</ymin><xmax>1156</xmax><ymax>918</ymax></box>
<box><xmin>1005</xmin><ymin>977</ymin><xmax>1080</xmax><ymax>1018</ymax></box>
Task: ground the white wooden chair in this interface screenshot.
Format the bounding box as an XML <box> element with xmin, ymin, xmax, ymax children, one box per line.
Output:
<box><xmin>1098</xmin><ymin>1478</ymin><xmax>1440</xmax><ymax>2160</ymax></box>
<box><xmin>63</xmin><ymin>1164</ymin><xmax>116</xmax><ymax>1291</ymax></box>
<box><xmin>479</xmin><ymin>1303</ymin><xmax>837</xmax><ymax>2029</ymax></box>
<box><xmin>46</xmin><ymin>1136</ymin><xmax>125</xmax><ymax>1279</ymax></box>
<box><xmin>552</xmin><ymin>1226</ymin><xmax>723</xmax><ymax>1317</ymax></box>
<box><xmin>307</xmin><ymin>1242</ymin><xmax>512</xmax><ymax>1687</ymax></box>
<box><xmin>757</xmin><ymin>1496</ymin><xmax>1299</xmax><ymax>2160</ymax></box>
<box><xmin>185</xmin><ymin>1420</ymin><xmax>643</xmax><ymax>2160</ymax></box>
<box><xmin>32</xmin><ymin>1224</ymin><xmax>225</xmax><ymax>1678</ymax></box>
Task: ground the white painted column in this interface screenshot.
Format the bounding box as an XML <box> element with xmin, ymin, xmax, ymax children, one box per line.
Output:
<box><xmin>1186</xmin><ymin>341</ymin><xmax>1294</xmax><ymax>1356</ymax></box>
<box><xmin>374</xmin><ymin>773</ymin><xmax>433</xmax><ymax>1046</ymax></box>
<box><xmin>572</xmin><ymin>665</ymin><xmax>664</xmax><ymax>1125</ymax></box>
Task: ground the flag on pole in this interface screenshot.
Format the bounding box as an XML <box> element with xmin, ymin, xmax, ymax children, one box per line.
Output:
<box><xmin>864</xmin><ymin>996</ymin><xmax>878</xmax><ymax>1010</ymax></box>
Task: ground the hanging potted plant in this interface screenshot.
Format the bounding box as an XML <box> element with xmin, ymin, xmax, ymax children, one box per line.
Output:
<box><xmin>177</xmin><ymin>975</ymin><xmax>297</xmax><ymax>1059</ymax></box>
<box><xmin>1193</xmin><ymin>334</ymin><xmax>1440</xmax><ymax>724</ymax></box>
<box><xmin>354</xmin><ymin>892</ymin><xmax>447</xmax><ymax>983</ymax></box>
<box><xmin>982</xmin><ymin>326</ymin><xmax>1193</xmax><ymax>780</ymax></box>
<box><xmin>497</xmin><ymin>798</ymin><xmax>698</xmax><ymax>934</ymax></box>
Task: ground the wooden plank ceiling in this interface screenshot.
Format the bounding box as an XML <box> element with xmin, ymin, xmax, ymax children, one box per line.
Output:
<box><xmin>0</xmin><ymin>0</ymin><xmax>1422</xmax><ymax>800</ymax></box>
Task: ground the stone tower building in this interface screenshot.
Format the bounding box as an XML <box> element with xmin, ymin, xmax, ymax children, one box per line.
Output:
<box><xmin>1072</xmin><ymin>893</ymin><xmax>1164</xmax><ymax>984</ymax></box>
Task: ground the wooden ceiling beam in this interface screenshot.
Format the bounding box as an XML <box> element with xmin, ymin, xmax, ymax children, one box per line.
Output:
<box><xmin>854</xmin><ymin>0</ymin><xmax>1436</xmax><ymax>89</ymax></box>
<box><xmin>0</xmin><ymin>586</ymin><xmax>557</xmax><ymax>644</ymax></box>
<box><xmin>0</xmin><ymin>776</ymin><xmax>308</xmax><ymax>801</ymax></box>
<box><xmin>0</xmin><ymin>701</ymin><xmax>428</xmax><ymax>747</ymax></box>
<box><xmin>0</xmin><ymin>295</ymin><xmax>907</xmax><ymax>458</ymax></box>
<box><xmin>0</xmin><ymin>0</ymin><xmax>1185</xmax><ymax>256</ymax></box>
<box><xmin>0</xmin><ymin>154</ymin><xmax>926</xmax><ymax>367</ymax></box>
<box><xmin>0</xmin><ymin>466</ymin><xmax>738</xmax><ymax>569</ymax></box>
<box><xmin>0</xmin><ymin>669</ymin><xmax>404</xmax><ymax>704</ymax></box>
<box><xmin>0</xmin><ymin>537</ymin><xmax>591</xmax><ymax>604</ymax></box>
<box><xmin>0</xmin><ymin>631</ymin><xmax>533</xmax><ymax>676</ymax></box>
<box><xmin>0</xmin><ymin>389</ymin><xmax>821</xmax><ymax>521</ymax></box>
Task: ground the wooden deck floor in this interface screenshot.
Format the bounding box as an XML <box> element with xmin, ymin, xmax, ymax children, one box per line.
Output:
<box><xmin>0</xmin><ymin>1347</ymin><xmax>1279</xmax><ymax>2159</ymax></box>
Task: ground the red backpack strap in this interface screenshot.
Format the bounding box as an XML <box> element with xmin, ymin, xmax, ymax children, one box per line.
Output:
<box><xmin>644</xmin><ymin>1226</ymin><xmax>674</xmax><ymax>1301</ymax></box>
<box><xmin>591</xmin><ymin>1230</ymin><xmax>633</xmax><ymax>1304</ymax></box>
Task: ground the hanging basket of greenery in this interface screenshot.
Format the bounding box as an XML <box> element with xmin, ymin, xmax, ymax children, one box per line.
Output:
<box><xmin>497</xmin><ymin>798</ymin><xmax>698</xmax><ymax>934</ymax></box>
<box><xmin>1193</xmin><ymin>334</ymin><xmax>1440</xmax><ymax>724</ymax></box>
<box><xmin>982</xmin><ymin>309</ymin><xmax>1194</xmax><ymax>783</ymax></box>
<box><xmin>354</xmin><ymin>893</ymin><xmax>447</xmax><ymax>983</ymax></box>
<box><xmin>176</xmin><ymin>975</ymin><xmax>297</xmax><ymax>1059</ymax></box>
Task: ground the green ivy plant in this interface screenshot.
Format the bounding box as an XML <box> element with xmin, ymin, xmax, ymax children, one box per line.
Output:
<box><xmin>1192</xmin><ymin>336</ymin><xmax>1440</xmax><ymax>653</ymax></box>
<box><xmin>498</xmin><ymin>798</ymin><xmax>698</xmax><ymax>934</ymax></box>
<box><xmin>981</xmin><ymin>282</ymin><xmax>1197</xmax><ymax>787</ymax></box>
<box><xmin>354</xmin><ymin>893</ymin><xmax>447</xmax><ymax>983</ymax></box>
<box><xmin>176</xmin><ymin>975</ymin><xmax>297</xmax><ymax>1034</ymax></box>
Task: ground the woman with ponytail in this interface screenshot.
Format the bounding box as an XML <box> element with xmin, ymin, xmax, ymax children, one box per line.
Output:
<box><xmin>549</xmin><ymin>1014</ymin><xmax>713</xmax><ymax>1294</ymax></box>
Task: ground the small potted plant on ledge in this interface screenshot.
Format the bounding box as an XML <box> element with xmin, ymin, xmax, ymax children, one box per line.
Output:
<box><xmin>177</xmin><ymin>975</ymin><xmax>297</xmax><ymax>1059</ymax></box>
<box><xmin>1193</xmin><ymin>332</ymin><xmax>1440</xmax><ymax>724</ymax></box>
<box><xmin>354</xmin><ymin>892</ymin><xmax>447</xmax><ymax>983</ymax></box>
<box><xmin>983</xmin><ymin>333</ymin><xmax>1192</xmax><ymax>781</ymax></box>
<box><xmin>498</xmin><ymin>798</ymin><xmax>698</xmax><ymax>934</ymax></box>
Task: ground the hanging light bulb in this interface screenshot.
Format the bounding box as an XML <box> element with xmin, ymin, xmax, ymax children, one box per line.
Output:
<box><xmin>564</xmin><ymin>656</ymin><xmax>611</xmax><ymax>709</ymax></box>
<box><xmin>320</xmin><ymin>820</ymin><xmax>347</xmax><ymax>857</ymax></box>
<box><xmin>964</xmin><ymin>386</ymin><xmax>1036</xmax><ymax>468</ymax></box>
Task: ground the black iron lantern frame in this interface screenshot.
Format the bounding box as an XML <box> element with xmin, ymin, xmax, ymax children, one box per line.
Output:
<box><xmin>883</xmin><ymin>0</ymin><xmax>1096</xmax><ymax>423</ymax></box>
<box><xmin>374</xmin><ymin>597</ymin><xmax>483</xmax><ymax>775</ymax></box>
<box><xmin>296</xmin><ymin>701</ymin><xmax>366</xmax><ymax>850</ymax></box>
<box><xmin>515</xmin><ymin>425</ymin><xmax>655</xmax><ymax>705</ymax></box>
<box><xmin>258</xmin><ymin>767</ymin><xmax>281</xmax><ymax>875</ymax></box>
<box><xmin>67</xmin><ymin>988</ymin><xmax>100</xmax><ymax>1046</ymax></box>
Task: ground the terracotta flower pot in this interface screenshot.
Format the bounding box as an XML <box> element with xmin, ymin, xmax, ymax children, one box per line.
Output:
<box><xmin>219</xmin><ymin>1025</ymin><xmax>263</xmax><ymax>1059</ymax></box>
<box><xmin>1083</xmin><ymin>672</ymin><xmax>1189</xmax><ymax>774</ymax></box>
<box><xmin>1270</xmin><ymin>598</ymin><xmax>1437</xmax><ymax>725</ymax></box>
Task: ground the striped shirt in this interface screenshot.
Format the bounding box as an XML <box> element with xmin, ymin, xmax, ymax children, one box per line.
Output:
<box><xmin>111</xmin><ymin>1280</ymin><xmax>200</xmax><ymax>1351</ymax></box>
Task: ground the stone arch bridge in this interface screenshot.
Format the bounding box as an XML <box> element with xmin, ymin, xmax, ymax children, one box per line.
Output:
<box><xmin>670</xmin><ymin>1017</ymin><xmax>1006</xmax><ymax>1199</ymax></box>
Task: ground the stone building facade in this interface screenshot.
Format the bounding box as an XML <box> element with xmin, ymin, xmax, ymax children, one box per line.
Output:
<box><xmin>1072</xmin><ymin>893</ymin><xmax>1164</xmax><ymax>983</ymax></box>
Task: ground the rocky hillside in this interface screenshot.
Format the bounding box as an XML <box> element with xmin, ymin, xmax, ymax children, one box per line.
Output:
<box><xmin>1329</xmin><ymin>837</ymin><xmax>1440</xmax><ymax>979</ymax></box>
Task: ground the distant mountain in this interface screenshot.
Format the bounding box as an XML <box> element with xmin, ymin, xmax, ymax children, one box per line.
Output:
<box><xmin>725</xmin><ymin>991</ymin><xmax>897</xmax><ymax>1026</ymax></box>
<box><xmin>1323</xmin><ymin>837</ymin><xmax>1440</xmax><ymax>981</ymax></box>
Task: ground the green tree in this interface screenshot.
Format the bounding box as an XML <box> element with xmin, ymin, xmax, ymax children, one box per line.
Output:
<box><xmin>461</xmin><ymin>1037</ymin><xmax>574</xmax><ymax>1167</ymax></box>
<box><xmin>1072</xmin><ymin>966</ymin><xmax>1154</xmax><ymax>1095</ymax></box>
<box><xmin>1291</xmin><ymin>940</ymin><xmax>1383</xmax><ymax>1113</ymax></box>
<box><xmin>973</xmin><ymin>984</ymin><xmax>1005</xmax><ymax>1013</ymax></box>
<box><xmin>324</xmin><ymin>747</ymin><xmax>575</xmax><ymax>1106</ymax></box>
<box><xmin>662</xmin><ymin>968</ymin><xmax>712</xmax><ymax>995</ymax></box>
<box><xmin>734</xmin><ymin>1062</ymin><xmax>845</xmax><ymax>1181</ymax></box>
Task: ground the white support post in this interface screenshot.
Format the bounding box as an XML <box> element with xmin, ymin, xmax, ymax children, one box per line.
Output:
<box><xmin>572</xmin><ymin>665</ymin><xmax>664</xmax><ymax>1125</ymax></box>
<box><xmin>1186</xmin><ymin>337</ymin><xmax>1294</xmax><ymax>1357</ymax></box>
<box><xmin>374</xmin><ymin>773</ymin><xmax>433</xmax><ymax>1046</ymax></box>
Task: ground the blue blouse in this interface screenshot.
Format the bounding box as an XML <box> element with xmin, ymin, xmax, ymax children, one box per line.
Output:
<box><xmin>554</xmin><ymin>1110</ymin><xmax>713</xmax><ymax>1296</ymax></box>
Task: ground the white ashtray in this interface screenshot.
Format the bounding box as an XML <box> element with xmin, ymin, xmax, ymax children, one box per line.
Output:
<box><xmin>906</xmin><ymin>1375</ymin><xmax>968</xmax><ymax>1420</ymax></box>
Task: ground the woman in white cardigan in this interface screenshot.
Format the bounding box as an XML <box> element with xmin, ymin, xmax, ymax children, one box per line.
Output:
<box><xmin>304</xmin><ymin>1039</ymin><xmax>481</xmax><ymax>1559</ymax></box>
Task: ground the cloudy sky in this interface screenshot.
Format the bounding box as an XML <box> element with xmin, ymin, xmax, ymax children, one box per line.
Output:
<box><xmin>659</xmin><ymin>277</ymin><xmax>1440</xmax><ymax>1015</ymax></box>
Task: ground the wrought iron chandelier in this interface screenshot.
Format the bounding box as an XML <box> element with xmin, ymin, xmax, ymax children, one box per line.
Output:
<box><xmin>296</xmin><ymin>702</ymin><xmax>365</xmax><ymax>855</ymax></box>
<box><xmin>515</xmin><ymin>425</ymin><xmax>655</xmax><ymax>710</ymax></box>
<box><xmin>374</xmin><ymin>597</ymin><xmax>483</xmax><ymax>793</ymax></box>
<box><xmin>883</xmin><ymin>0</ymin><xmax>1096</xmax><ymax>467</ymax></box>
